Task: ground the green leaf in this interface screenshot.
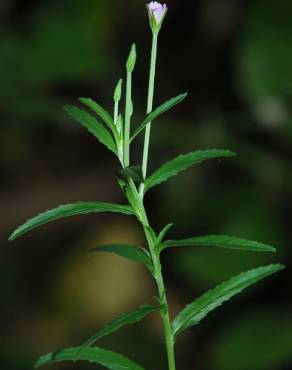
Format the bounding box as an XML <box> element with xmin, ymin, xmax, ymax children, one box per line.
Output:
<box><xmin>76</xmin><ymin>304</ymin><xmax>160</xmax><ymax>360</ymax></box>
<box><xmin>123</xmin><ymin>182</ymin><xmax>143</xmax><ymax>221</ymax></box>
<box><xmin>130</xmin><ymin>93</ymin><xmax>188</xmax><ymax>142</ymax></box>
<box><xmin>172</xmin><ymin>264</ymin><xmax>285</xmax><ymax>337</ymax></box>
<box><xmin>79</xmin><ymin>97</ymin><xmax>118</xmax><ymax>136</ymax></box>
<box><xmin>161</xmin><ymin>235</ymin><xmax>276</xmax><ymax>253</ymax></box>
<box><xmin>9</xmin><ymin>202</ymin><xmax>134</xmax><ymax>241</ymax></box>
<box><xmin>145</xmin><ymin>226</ymin><xmax>158</xmax><ymax>245</ymax></box>
<box><xmin>119</xmin><ymin>165</ymin><xmax>143</xmax><ymax>184</ymax></box>
<box><xmin>157</xmin><ymin>223</ymin><xmax>174</xmax><ymax>244</ymax></box>
<box><xmin>89</xmin><ymin>244</ymin><xmax>153</xmax><ymax>274</ymax></box>
<box><xmin>64</xmin><ymin>105</ymin><xmax>117</xmax><ymax>154</ymax></box>
<box><xmin>35</xmin><ymin>346</ymin><xmax>144</xmax><ymax>370</ymax></box>
<box><xmin>144</xmin><ymin>149</ymin><xmax>236</xmax><ymax>193</ymax></box>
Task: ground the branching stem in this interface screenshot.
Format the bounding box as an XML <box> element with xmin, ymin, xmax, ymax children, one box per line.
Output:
<box><xmin>128</xmin><ymin>29</ymin><xmax>176</xmax><ymax>370</ymax></box>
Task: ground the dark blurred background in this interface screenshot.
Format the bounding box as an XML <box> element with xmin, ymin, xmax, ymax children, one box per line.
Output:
<box><xmin>1</xmin><ymin>0</ymin><xmax>292</xmax><ymax>369</ymax></box>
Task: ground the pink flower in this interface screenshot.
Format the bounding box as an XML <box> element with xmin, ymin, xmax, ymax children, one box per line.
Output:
<box><xmin>147</xmin><ymin>2</ymin><xmax>167</xmax><ymax>33</ymax></box>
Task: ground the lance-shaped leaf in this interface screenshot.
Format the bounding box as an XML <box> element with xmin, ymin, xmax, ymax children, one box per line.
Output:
<box><xmin>90</xmin><ymin>244</ymin><xmax>153</xmax><ymax>274</ymax></box>
<box><xmin>144</xmin><ymin>149</ymin><xmax>236</xmax><ymax>193</ymax></box>
<box><xmin>145</xmin><ymin>226</ymin><xmax>158</xmax><ymax>245</ymax></box>
<box><xmin>157</xmin><ymin>223</ymin><xmax>174</xmax><ymax>245</ymax></box>
<box><xmin>161</xmin><ymin>235</ymin><xmax>276</xmax><ymax>253</ymax></box>
<box><xmin>9</xmin><ymin>202</ymin><xmax>134</xmax><ymax>241</ymax></box>
<box><xmin>64</xmin><ymin>105</ymin><xmax>117</xmax><ymax>154</ymax></box>
<box><xmin>75</xmin><ymin>304</ymin><xmax>160</xmax><ymax>360</ymax></box>
<box><xmin>79</xmin><ymin>97</ymin><xmax>119</xmax><ymax>141</ymax></box>
<box><xmin>35</xmin><ymin>346</ymin><xmax>144</xmax><ymax>370</ymax></box>
<box><xmin>172</xmin><ymin>264</ymin><xmax>284</xmax><ymax>338</ymax></box>
<box><xmin>130</xmin><ymin>93</ymin><xmax>187</xmax><ymax>142</ymax></box>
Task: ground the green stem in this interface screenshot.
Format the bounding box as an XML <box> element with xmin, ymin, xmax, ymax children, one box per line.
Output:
<box><xmin>141</xmin><ymin>32</ymin><xmax>158</xmax><ymax>195</ymax></box>
<box><xmin>124</xmin><ymin>71</ymin><xmax>132</xmax><ymax>167</ymax></box>
<box><xmin>129</xmin><ymin>181</ymin><xmax>175</xmax><ymax>370</ymax></box>
<box><xmin>144</xmin><ymin>228</ymin><xmax>176</xmax><ymax>370</ymax></box>
<box><xmin>114</xmin><ymin>101</ymin><xmax>124</xmax><ymax>167</ymax></box>
<box><xmin>114</xmin><ymin>101</ymin><xmax>119</xmax><ymax>125</ymax></box>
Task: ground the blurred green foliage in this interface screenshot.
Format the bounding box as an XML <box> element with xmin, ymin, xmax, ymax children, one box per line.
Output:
<box><xmin>239</xmin><ymin>0</ymin><xmax>292</xmax><ymax>100</ymax></box>
<box><xmin>209</xmin><ymin>310</ymin><xmax>292</xmax><ymax>370</ymax></box>
<box><xmin>0</xmin><ymin>0</ymin><xmax>116</xmax><ymax>125</ymax></box>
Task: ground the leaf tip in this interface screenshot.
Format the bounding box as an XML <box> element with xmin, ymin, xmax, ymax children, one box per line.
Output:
<box><xmin>8</xmin><ymin>227</ymin><xmax>19</xmax><ymax>241</ymax></box>
<box><xmin>8</xmin><ymin>234</ymin><xmax>15</xmax><ymax>242</ymax></box>
<box><xmin>78</xmin><ymin>97</ymin><xmax>88</xmax><ymax>104</ymax></box>
<box><xmin>178</xmin><ymin>92</ymin><xmax>188</xmax><ymax>102</ymax></box>
<box><xmin>276</xmin><ymin>263</ymin><xmax>286</xmax><ymax>271</ymax></box>
<box><xmin>226</xmin><ymin>150</ymin><xmax>237</xmax><ymax>157</ymax></box>
<box><xmin>263</xmin><ymin>263</ymin><xmax>285</xmax><ymax>275</ymax></box>
<box><xmin>259</xmin><ymin>242</ymin><xmax>277</xmax><ymax>253</ymax></box>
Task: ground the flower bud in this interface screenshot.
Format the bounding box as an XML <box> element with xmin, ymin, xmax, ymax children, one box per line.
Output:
<box><xmin>147</xmin><ymin>2</ymin><xmax>167</xmax><ymax>34</ymax></box>
<box><xmin>126</xmin><ymin>44</ymin><xmax>137</xmax><ymax>73</ymax></box>
<box><xmin>114</xmin><ymin>79</ymin><xmax>123</xmax><ymax>103</ymax></box>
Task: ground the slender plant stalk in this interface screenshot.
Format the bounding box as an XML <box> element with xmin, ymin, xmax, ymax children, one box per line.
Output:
<box><xmin>114</xmin><ymin>98</ymin><xmax>124</xmax><ymax>167</ymax></box>
<box><xmin>124</xmin><ymin>71</ymin><xmax>132</xmax><ymax>167</ymax></box>
<box><xmin>128</xmin><ymin>179</ymin><xmax>176</xmax><ymax>370</ymax></box>
<box><xmin>143</xmin><ymin>226</ymin><xmax>176</xmax><ymax>370</ymax></box>
<box><xmin>141</xmin><ymin>32</ymin><xmax>158</xmax><ymax>195</ymax></box>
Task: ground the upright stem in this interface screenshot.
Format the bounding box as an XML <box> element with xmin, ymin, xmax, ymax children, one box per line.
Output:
<box><xmin>144</xmin><ymin>228</ymin><xmax>176</xmax><ymax>370</ymax></box>
<box><xmin>124</xmin><ymin>71</ymin><xmax>132</xmax><ymax>167</ymax></box>
<box><xmin>132</xmin><ymin>187</ymin><xmax>175</xmax><ymax>370</ymax></box>
<box><xmin>141</xmin><ymin>32</ymin><xmax>158</xmax><ymax>194</ymax></box>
